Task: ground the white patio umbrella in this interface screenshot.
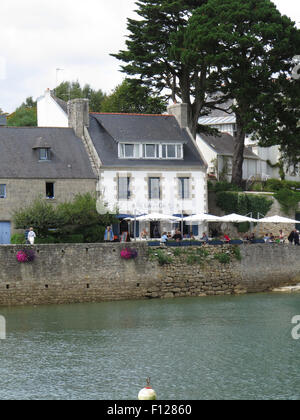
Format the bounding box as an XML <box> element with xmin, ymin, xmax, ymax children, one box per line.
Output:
<box><xmin>218</xmin><ymin>213</ymin><xmax>258</xmax><ymax>223</ymax></box>
<box><xmin>183</xmin><ymin>213</ymin><xmax>222</xmax><ymax>223</ymax></box>
<box><xmin>257</xmin><ymin>215</ymin><xmax>300</xmax><ymax>224</ymax></box>
<box><xmin>134</xmin><ymin>213</ymin><xmax>181</xmax><ymax>222</ymax></box>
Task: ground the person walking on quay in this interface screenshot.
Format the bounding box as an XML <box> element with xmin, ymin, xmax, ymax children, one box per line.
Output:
<box><xmin>27</xmin><ymin>227</ymin><xmax>36</xmax><ymax>245</ymax></box>
<box><xmin>104</xmin><ymin>226</ymin><xmax>114</xmax><ymax>242</ymax></box>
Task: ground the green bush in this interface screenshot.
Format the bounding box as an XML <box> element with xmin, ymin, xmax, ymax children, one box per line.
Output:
<box><xmin>82</xmin><ymin>225</ymin><xmax>105</xmax><ymax>243</ymax></box>
<box><xmin>216</xmin><ymin>191</ymin><xmax>273</xmax><ymax>220</ymax></box>
<box><xmin>214</xmin><ymin>252</ymin><xmax>231</xmax><ymax>264</ymax></box>
<box><xmin>10</xmin><ymin>233</ymin><xmax>26</xmax><ymax>244</ymax></box>
<box><xmin>232</xmin><ymin>246</ymin><xmax>242</xmax><ymax>261</ymax></box>
<box><xmin>35</xmin><ymin>236</ymin><xmax>58</xmax><ymax>244</ymax></box>
<box><xmin>274</xmin><ymin>188</ymin><xmax>300</xmax><ymax>215</ymax></box>
<box><xmin>60</xmin><ymin>234</ymin><xmax>84</xmax><ymax>244</ymax></box>
<box><xmin>154</xmin><ymin>249</ymin><xmax>173</xmax><ymax>266</ymax></box>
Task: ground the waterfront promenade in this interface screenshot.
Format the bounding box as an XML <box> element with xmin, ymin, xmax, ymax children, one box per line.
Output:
<box><xmin>0</xmin><ymin>242</ymin><xmax>299</xmax><ymax>307</ymax></box>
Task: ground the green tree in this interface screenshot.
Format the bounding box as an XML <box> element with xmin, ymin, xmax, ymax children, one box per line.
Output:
<box><xmin>101</xmin><ymin>79</ymin><xmax>167</xmax><ymax>114</ymax></box>
<box><xmin>54</xmin><ymin>81</ymin><xmax>106</xmax><ymax>112</ymax></box>
<box><xmin>13</xmin><ymin>198</ymin><xmax>63</xmax><ymax>237</ymax></box>
<box><xmin>185</xmin><ymin>0</ymin><xmax>300</xmax><ymax>186</ymax></box>
<box><xmin>111</xmin><ymin>0</ymin><xmax>225</xmax><ymax>137</ymax></box>
<box><xmin>7</xmin><ymin>97</ymin><xmax>37</xmax><ymax>127</ymax></box>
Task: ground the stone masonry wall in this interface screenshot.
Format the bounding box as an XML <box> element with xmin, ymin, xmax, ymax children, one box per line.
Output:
<box><xmin>0</xmin><ymin>242</ymin><xmax>300</xmax><ymax>307</ymax></box>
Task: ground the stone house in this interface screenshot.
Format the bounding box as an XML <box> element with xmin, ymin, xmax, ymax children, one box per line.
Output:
<box><xmin>0</xmin><ymin>124</ymin><xmax>97</xmax><ymax>244</ymax></box>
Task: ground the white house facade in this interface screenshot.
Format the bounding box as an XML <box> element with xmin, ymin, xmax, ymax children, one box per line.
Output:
<box><xmin>196</xmin><ymin>132</ymin><xmax>267</xmax><ymax>182</ymax></box>
<box><xmin>86</xmin><ymin>105</ymin><xmax>208</xmax><ymax>238</ymax></box>
<box><xmin>37</xmin><ymin>88</ymin><xmax>68</xmax><ymax>128</ymax></box>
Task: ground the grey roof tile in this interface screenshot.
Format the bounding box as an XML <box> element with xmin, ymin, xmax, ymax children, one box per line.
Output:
<box><xmin>88</xmin><ymin>113</ymin><xmax>205</xmax><ymax>168</ymax></box>
<box><xmin>199</xmin><ymin>133</ymin><xmax>260</xmax><ymax>159</ymax></box>
<box><xmin>0</xmin><ymin>126</ymin><xmax>97</xmax><ymax>179</ymax></box>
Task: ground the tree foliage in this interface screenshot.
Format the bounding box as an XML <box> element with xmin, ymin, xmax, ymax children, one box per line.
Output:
<box><xmin>54</xmin><ymin>81</ymin><xmax>107</xmax><ymax>112</ymax></box>
<box><xmin>7</xmin><ymin>96</ymin><xmax>37</xmax><ymax>127</ymax></box>
<box><xmin>101</xmin><ymin>79</ymin><xmax>167</xmax><ymax>114</ymax></box>
<box><xmin>184</xmin><ymin>0</ymin><xmax>300</xmax><ymax>186</ymax></box>
<box><xmin>111</xmin><ymin>0</ymin><xmax>221</xmax><ymax>136</ymax></box>
<box><xmin>13</xmin><ymin>193</ymin><xmax>117</xmax><ymax>242</ymax></box>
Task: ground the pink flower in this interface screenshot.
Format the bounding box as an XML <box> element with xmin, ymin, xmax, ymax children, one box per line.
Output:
<box><xmin>16</xmin><ymin>251</ymin><xmax>28</xmax><ymax>263</ymax></box>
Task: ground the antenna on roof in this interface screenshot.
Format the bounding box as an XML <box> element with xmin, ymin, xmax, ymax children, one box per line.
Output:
<box><xmin>55</xmin><ymin>68</ymin><xmax>64</xmax><ymax>87</ymax></box>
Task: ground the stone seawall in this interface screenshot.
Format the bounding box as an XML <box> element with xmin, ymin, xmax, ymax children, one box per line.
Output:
<box><xmin>0</xmin><ymin>243</ymin><xmax>299</xmax><ymax>306</ymax></box>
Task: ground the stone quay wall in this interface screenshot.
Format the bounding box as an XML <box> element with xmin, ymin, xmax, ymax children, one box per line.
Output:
<box><xmin>0</xmin><ymin>242</ymin><xmax>299</xmax><ymax>307</ymax></box>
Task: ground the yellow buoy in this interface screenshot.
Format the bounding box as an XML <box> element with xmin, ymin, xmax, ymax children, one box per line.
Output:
<box><xmin>138</xmin><ymin>378</ymin><xmax>157</xmax><ymax>400</ymax></box>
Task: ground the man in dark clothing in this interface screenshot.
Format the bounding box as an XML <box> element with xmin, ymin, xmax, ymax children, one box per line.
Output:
<box><xmin>294</xmin><ymin>230</ymin><xmax>300</xmax><ymax>246</ymax></box>
<box><xmin>288</xmin><ymin>229</ymin><xmax>300</xmax><ymax>245</ymax></box>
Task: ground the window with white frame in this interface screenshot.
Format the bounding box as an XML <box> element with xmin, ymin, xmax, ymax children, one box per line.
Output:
<box><xmin>143</xmin><ymin>144</ymin><xmax>159</xmax><ymax>158</ymax></box>
<box><xmin>0</xmin><ymin>184</ymin><xmax>6</xmax><ymax>198</ymax></box>
<box><xmin>118</xmin><ymin>177</ymin><xmax>131</xmax><ymax>200</ymax></box>
<box><xmin>148</xmin><ymin>177</ymin><xmax>160</xmax><ymax>200</ymax></box>
<box><xmin>161</xmin><ymin>144</ymin><xmax>183</xmax><ymax>159</ymax></box>
<box><xmin>178</xmin><ymin>177</ymin><xmax>190</xmax><ymax>199</ymax></box>
<box><xmin>39</xmin><ymin>148</ymin><xmax>51</xmax><ymax>161</ymax></box>
<box><xmin>118</xmin><ymin>143</ymin><xmax>183</xmax><ymax>159</ymax></box>
<box><xmin>119</xmin><ymin>144</ymin><xmax>140</xmax><ymax>158</ymax></box>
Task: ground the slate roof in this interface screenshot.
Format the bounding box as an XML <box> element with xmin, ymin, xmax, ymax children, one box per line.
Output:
<box><xmin>199</xmin><ymin>133</ymin><xmax>260</xmax><ymax>160</ymax></box>
<box><xmin>0</xmin><ymin>115</ymin><xmax>7</xmax><ymax>126</ymax></box>
<box><xmin>88</xmin><ymin>113</ymin><xmax>205</xmax><ymax>168</ymax></box>
<box><xmin>0</xmin><ymin>127</ymin><xmax>97</xmax><ymax>179</ymax></box>
<box><xmin>50</xmin><ymin>91</ymin><xmax>68</xmax><ymax>114</ymax></box>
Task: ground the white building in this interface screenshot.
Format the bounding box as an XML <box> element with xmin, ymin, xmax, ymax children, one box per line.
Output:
<box><xmin>37</xmin><ymin>88</ymin><xmax>68</xmax><ymax>128</ymax></box>
<box><xmin>197</xmin><ymin>132</ymin><xmax>267</xmax><ymax>182</ymax></box>
<box><xmin>198</xmin><ymin>102</ymin><xmax>299</xmax><ymax>182</ymax></box>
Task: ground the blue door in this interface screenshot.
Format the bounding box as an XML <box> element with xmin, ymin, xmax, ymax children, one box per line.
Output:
<box><xmin>0</xmin><ymin>222</ymin><xmax>11</xmax><ymax>244</ymax></box>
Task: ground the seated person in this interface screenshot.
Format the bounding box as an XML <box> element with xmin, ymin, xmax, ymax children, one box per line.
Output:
<box><xmin>223</xmin><ymin>233</ymin><xmax>230</xmax><ymax>242</ymax></box>
<box><xmin>167</xmin><ymin>232</ymin><xmax>172</xmax><ymax>239</ymax></box>
<box><xmin>200</xmin><ymin>232</ymin><xmax>209</xmax><ymax>243</ymax></box>
<box><xmin>140</xmin><ymin>228</ymin><xmax>148</xmax><ymax>240</ymax></box>
<box><xmin>264</xmin><ymin>233</ymin><xmax>270</xmax><ymax>243</ymax></box>
<box><xmin>279</xmin><ymin>230</ymin><xmax>285</xmax><ymax>243</ymax></box>
<box><xmin>172</xmin><ymin>229</ymin><xmax>183</xmax><ymax>242</ymax></box>
<box><xmin>160</xmin><ymin>232</ymin><xmax>168</xmax><ymax>243</ymax></box>
<box><xmin>269</xmin><ymin>233</ymin><xmax>275</xmax><ymax>242</ymax></box>
<box><xmin>250</xmin><ymin>233</ymin><xmax>256</xmax><ymax>241</ymax></box>
<box><xmin>243</xmin><ymin>233</ymin><xmax>250</xmax><ymax>241</ymax></box>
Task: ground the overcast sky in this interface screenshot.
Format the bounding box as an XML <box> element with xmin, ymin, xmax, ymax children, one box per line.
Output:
<box><xmin>0</xmin><ymin>0</ymin><xmax>299</xmax><ymax>113</ymax></box>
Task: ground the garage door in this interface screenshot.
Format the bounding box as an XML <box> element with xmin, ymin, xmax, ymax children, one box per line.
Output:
<box><xmin>0</xmin><ymin>222</ymin><xmax>11</xmax><ymax>244</ymax></box>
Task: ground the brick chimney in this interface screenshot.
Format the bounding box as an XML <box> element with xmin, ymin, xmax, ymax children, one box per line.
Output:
<box><xmin>167</xmin><ymin>103</ymin><xmax>189</xmax><ymax>129</ymax></box>
<box><xmin>67</xmin><ymin>98</ymin><xmax>89</xmax><ymax>138</ymax></box>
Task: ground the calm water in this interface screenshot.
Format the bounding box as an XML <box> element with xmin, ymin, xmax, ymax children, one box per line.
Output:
<box><xmin>0</xmin><ymin>293</ymin><xmax>299</xmax><ymax>400</ymax></box>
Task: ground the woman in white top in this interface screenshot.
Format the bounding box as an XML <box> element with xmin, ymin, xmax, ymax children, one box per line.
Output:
<box><xmin>27</xmin><ymin>227</ymin><xmax>36</xmax><ymax>245</ymax></box>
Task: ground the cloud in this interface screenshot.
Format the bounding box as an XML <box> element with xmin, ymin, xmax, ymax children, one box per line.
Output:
<box><xmin>0</xmin><ymin>0</ymin><xmax>137</xmax><ymax>112</ymax></box>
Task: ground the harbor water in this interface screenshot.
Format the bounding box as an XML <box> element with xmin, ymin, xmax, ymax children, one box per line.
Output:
<box><xmin>0</xmin><ymin>293</ymin><xmax>299</xmax><ymax>400</ymax></box>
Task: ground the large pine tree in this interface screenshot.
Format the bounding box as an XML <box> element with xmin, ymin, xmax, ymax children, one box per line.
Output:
<box><xmin>182</xmin><ymin>0</ymin><xmax>300</xmax><ymax>185</ymax></box>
